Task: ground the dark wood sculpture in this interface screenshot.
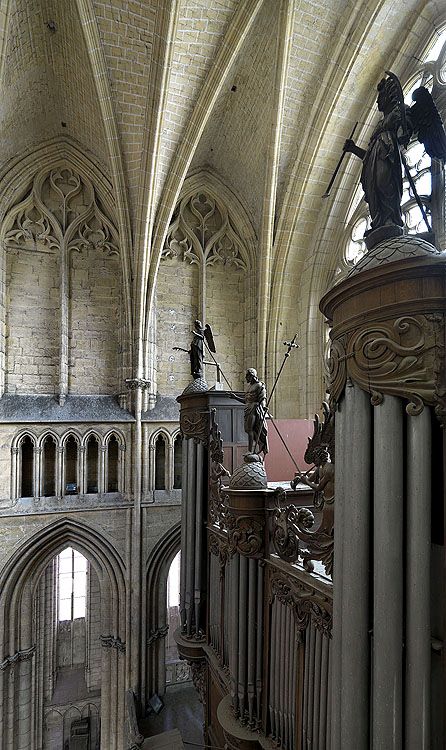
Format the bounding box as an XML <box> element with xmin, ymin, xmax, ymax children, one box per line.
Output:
<box><xmin>342</xmin><ymin>72</ymin><xmax>446</xmax><ymax>245</ymax></box>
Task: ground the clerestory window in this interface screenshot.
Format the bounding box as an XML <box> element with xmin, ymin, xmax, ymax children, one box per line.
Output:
<box><xmin>58</xmin><ymin>547</ymin><xmax>87</xmax><ymax>621</ymax></box>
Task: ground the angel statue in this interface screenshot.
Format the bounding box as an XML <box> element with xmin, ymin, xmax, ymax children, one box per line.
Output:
<box><xmin>189</xmin><ymin>320</ymin><xmax>215</xmax><ymax>379</ymax></box>
<box><xmin>343</xmin><ymin>71</ymin><xmax>446</xmax><ymax>243</ymax></box>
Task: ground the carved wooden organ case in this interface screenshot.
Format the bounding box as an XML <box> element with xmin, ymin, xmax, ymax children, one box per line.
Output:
<box><xmin>175</xmin><ymin>388</ymin><xmax>332</xmax><ymax>750</ymax></box>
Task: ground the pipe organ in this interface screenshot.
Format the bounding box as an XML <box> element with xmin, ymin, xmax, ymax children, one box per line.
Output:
<box><xmin>175</xmin><ymin>388</ymin><xmax>332</xmax><ymax>749</ymax></box>
<box><xmin>176</xmin><ymin>235</ymin><xmax>445</xmax><ymax>749</ymax></box>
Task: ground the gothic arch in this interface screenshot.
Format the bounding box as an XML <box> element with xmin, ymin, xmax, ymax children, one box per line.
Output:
<box><xmin>0</xmin><ymin>139</ymin><xmax>132</xmax><ymax>403</ymax></box>
<box><xmin>142</xmin><ymin>521</ymin><xmax>181</xmax><ymax>703</ymax></box>
<box><xmin>147</xmin><ymin>168</ymin><xmax>257</xmax><ymax>396</ymax></box>
<box><xmin>0</xmin><ymin>518</ymin><xmax>127</xmax><ymax>750</ymax></box>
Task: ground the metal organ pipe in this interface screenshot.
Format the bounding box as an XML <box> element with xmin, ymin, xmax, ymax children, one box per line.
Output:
<box><xmin>373</xmin><ymin>396</ymin><xmax>404</xmax><ymax>750</ymax></box>
<box><xmin>194</xmin><ymin>441</ymin><xmax>204</xmax><ymax>635</ymax></box>
<box><xmin>340</xmin><ymin>384</ymin><xmax>371</xmax><ymax>750</ymax></box>
<box><xmin>406</xmin><ymin>408</ymin><xmax>431</xmax><ymax>750</ymax></box>
<box><xmin>185</xmin><ymin>439</ymin><xmax>196</xmax><ymax>635</ymax></box>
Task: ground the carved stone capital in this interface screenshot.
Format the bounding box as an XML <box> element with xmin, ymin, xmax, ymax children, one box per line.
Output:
<box><xmin>0</xmin><ymin>646</ymin><xmax>36</xmax><ymax>671</ymax></box>
<box><xmin>100</xmin><ymin>634</ymin><xmax>126</xmax><ymax>653</ymax></box>
<box><xmin>125</xmin><ymin>378</ymin><xmax>151</xmax><ymax>391</ymax></box>
<box><xmin>147</xmin><ymin>625</ymin><xmax>169</xmax><ymax>646</ymax></box>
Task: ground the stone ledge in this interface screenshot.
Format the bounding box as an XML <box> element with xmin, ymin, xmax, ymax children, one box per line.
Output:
<box><xmin>0</xmin><ymin>395</ymin><xmax>134</xmax><ymax>422</ymax></box>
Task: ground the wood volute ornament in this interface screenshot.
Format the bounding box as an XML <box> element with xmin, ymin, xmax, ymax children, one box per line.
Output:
<box><xmin>320</xmin><ymin>235</ymin><xmax>446</xmax><ymax>422</ymax></box>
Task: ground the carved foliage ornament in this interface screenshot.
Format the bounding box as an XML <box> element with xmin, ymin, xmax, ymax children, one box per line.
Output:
<box><xmin>209</xmin><ymin>531</ymin><xmax>231</xmax><ymax>568</ymax></box>
<box><xmin>180</xmin><ymin>409</ymin><xmax>210</xmax><ymax>444</ymax></box>
<box><xmin>190</xmin><ymin>659</ymin><xmax>207</xmax><ymax>704</ymax></box>
<box><xmin>328</xmin><ymin>315</ymin><xmax>444</xmax><ymax>415</ymax></box>
<box><xmin>269</xmin><ymin>574</ymin><xmax>332</xmax><ymax>635</ymax></box>
<box><xmin>162</xmin><ymin>190</ymin><xmax>248</xmax><ymax>270</ymax></box>
<box><xmin>3</xmin><ymin>167</ymin><xmax>119</xmax><ymax>257</ymax></box>
<box><xmin>225</xmin><ymin>510</ymin><xmax>265</xmax><ymax>557</ymax></box>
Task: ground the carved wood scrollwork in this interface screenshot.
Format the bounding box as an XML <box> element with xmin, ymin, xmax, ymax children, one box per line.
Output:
<box><xmin>329</xmin><ymin>314</ymin><xmax>444</xmax><ymax>415</ymax></box>
<box><xmin>226</xmin><ymin>511</ymin><xmax>264</xmax><ymax>557</ymax></box>
<box><xmin>180</xmin><ymin>409</ymin><xmax>209</xmax><ymax>443</ymax></box>
<box><xmin>327</xmin><ymin>335</ymin><xmax>348</xmax><ymax>406</ymax></box>
<box><xmin>270</xmin><ymin>574</ymin><xmax>332</xmax><ymax>635</ymax></box>
<box><xmin>209</xmin><ymin>531</ymin><xmax>231</xmax><ymax>567</ymax></box>
<box><xmin>190</xmin><ymin>659</ymin><xmax>207</xmax><ymax>704</ymax></box>
<box><xmin>273</xmin><ymin>496</ymin><xmax>334</xmax><ymax>576</ymax></box>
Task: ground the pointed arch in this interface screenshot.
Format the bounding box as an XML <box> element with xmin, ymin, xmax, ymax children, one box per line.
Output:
<box><xmin>143</xmin><ymin>521</ymin><xmax>181</xmax><ymax>703</ymax></box>
<box><xmin>0</xmin><ymin>518</ymin><xmax>127</xmax><ymax>749</ymax></box>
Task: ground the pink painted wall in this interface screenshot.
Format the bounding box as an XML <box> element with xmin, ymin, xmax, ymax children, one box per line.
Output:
<box><xmin>264</xmin><ymin>419</ymin><xmax>314</xmax><ymax>482</ymax></box>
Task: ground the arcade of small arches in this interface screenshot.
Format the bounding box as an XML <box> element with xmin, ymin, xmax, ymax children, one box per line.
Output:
<box><xmin>12</xmin><ymin>430</ymin><xmax>125</xmax><ymax>499</ymax></box>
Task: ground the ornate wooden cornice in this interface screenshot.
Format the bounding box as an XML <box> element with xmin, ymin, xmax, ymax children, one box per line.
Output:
<box><xmin>321</xmin><ymin>252</ymin><xmax>446</xmax><ymax>419</ymax></box>
<box><xmin>269</xmin><ymin>572</ymin><xmax>332</xmax><ymax>636</ymax></box>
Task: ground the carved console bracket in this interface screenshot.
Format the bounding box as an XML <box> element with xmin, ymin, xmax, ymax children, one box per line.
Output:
<box><xmin>226</xmin><ymin>510</ymin><xmax>265</xmax><ymax>558</ymax></box>
<box><xmin>209</xmin><ymin>530</ymin><xmax>231</xmax><ymax>568</ymax></box>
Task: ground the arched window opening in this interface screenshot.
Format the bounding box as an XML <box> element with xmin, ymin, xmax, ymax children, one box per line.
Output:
<box><xmin>58</xmin><ymin>547</ymin><xmax>87</xmax><ymax>622</ymax></box>
<box><xmin>165</xmin><ymin>551</ymin><xmax>190</xmax><ymax>685</ymax></box>
<box><xmin>64</xmin><ymin>436</ymin><xmax>78</xmax><ymax>495</ymax></box>
<box><xmin>42</xmin><ymin>436</ymin><xmax>56</xmax><ymax>497</ymax></box>
<box><xmin>20</xmin><ymin>436</ymin><xmax>34</xmax><ymax>497</ymax></box>
<box><xmin>107</xmin><ymin>436</ymin><xmax>119</xmax><ymax>492</ymax></box>
<box><xmin>173</xmin><ymin>436</ymin><xmax>183</xmax><ymax>489</ymax></box>
<box><xmin>38</xmin><ymin>547</ymin><xmax>102</xmax><ymax>750</ymax></box>
<box><xmin>155</xmin><ymin>435</ymin><xmax>167</xmax><ymax>490</ymax></box>
<box><xmin>86</xmin><ymin>436</ymin><xmax>99</xmax><ymax>494</ymax></box>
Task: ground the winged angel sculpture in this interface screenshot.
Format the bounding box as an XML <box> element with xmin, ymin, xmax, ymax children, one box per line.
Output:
<box><xmin>343</xmin><ymin>71</ymin><xmax>446</xmax><ymax>241</ymax></box>
<box><xmin>188</xmin><ymin>320</ymin><xmax>215</xmax><ymax>380</ymax></box>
